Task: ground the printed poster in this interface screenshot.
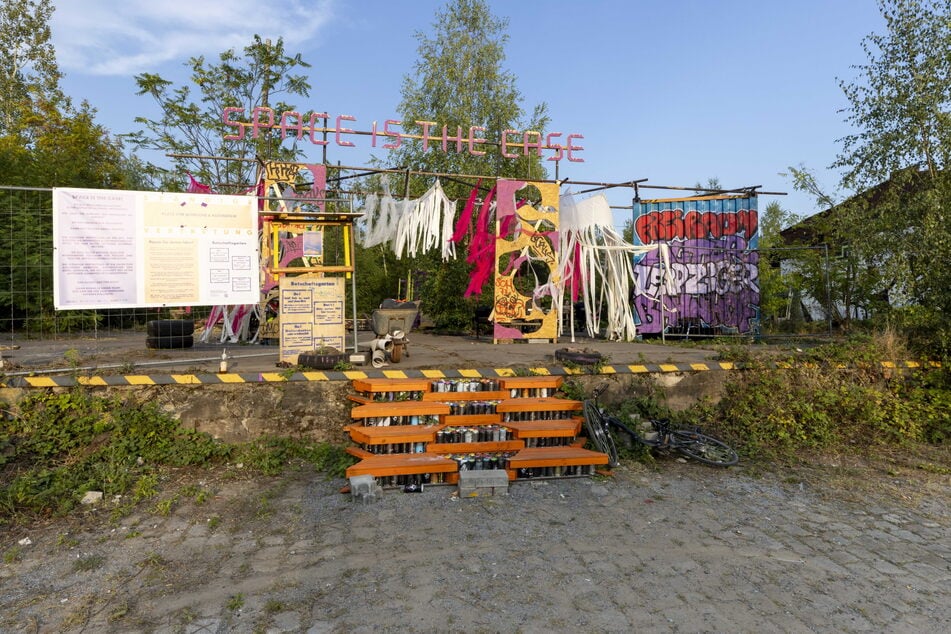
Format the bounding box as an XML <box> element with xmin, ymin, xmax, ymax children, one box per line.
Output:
<box><xmin>53</xmin><ymin>188</ymin><xmax>259</xmax><ymax>309</ymax></box>
<box><xmin>278</xmin><ymin>274</ymin><xmax>345</xmax><ymax>364</ymax></box>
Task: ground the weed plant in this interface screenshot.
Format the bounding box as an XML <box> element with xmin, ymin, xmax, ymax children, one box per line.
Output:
<box><xmin>575</xmin><ymin>332</ymin><xmax>948</xmax><ymax>467</ymax></box>
<box><xmin>703</xmin><ymin>333</ymin><xmax>950</xmax><ymax>460</ymax></box>
<box><xmin>0</xmin><ymin>389</ymin><xmax>354</xmax><ymax>526</ymax></box>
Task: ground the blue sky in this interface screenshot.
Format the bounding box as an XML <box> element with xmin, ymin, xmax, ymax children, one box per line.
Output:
<box><xmin>50</xmin><ymin>0</ymin><xmax>885</xmax><ymax>230</ymax></box>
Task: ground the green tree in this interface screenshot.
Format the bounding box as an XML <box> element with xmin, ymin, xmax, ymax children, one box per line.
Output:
<box><xmin>0</xmin><ymin>0</ymin><xmax>129</xmax><ymax>331</ymax></box>
<box><xmin>832</xmin><ymin>0</ymin><xmax>951</xmax><ymax>351</ymax></box>
<box><xmin>130</xmin><ymin>36</ymin><xmax>312</xmax><ymax>193</ymax></box>
<box><xmin>692</xmin><ymin>177</ymin><xmax>722</xmax><ymax>195</ymax></box>
<box><xmin>0</xmin><ymin>0</ymin><xmax>62</xmax><ymax>136</ymax></box>
<box><xmin>784</xmin><ymin>165</ymin><xmax>890</xmax><ymax>329</ymax></box>
<box><xmin>757</xmin><ymin>201</ymin><xmax>801</xmax><ymax>330</ymax></box>
<box><xmin>391</xmin><ymin>0</ymin><xmax>550</xmax><ymax>180</ymax></box>
<box><xmin>372</xmin><ymin>0</ymin><xmax>551</xmax><ymax>330</ymax></box>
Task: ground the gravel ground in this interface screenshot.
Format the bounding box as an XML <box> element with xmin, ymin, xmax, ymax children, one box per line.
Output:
<box><xmin>2</xmin><ymin>459</ymin><xmax>949</xmax><ymax>633</ymax></box>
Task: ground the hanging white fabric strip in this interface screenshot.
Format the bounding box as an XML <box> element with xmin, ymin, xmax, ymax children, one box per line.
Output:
<box><xmin>558</xmin><ymin>193</ymin><xmax>672</xmax><ymax>341</ymax></box>
<box><xmin>360</xmin><ymin>178</ymin><xmax>459</xmax><ymax>260</ymax></box>
<box><xmin>360</xmin><ymin>178</ymin><xmax>402</xmax><ymax>249</ymax></box>
<box><xmin>392</xmin><ymin>179</ymin><xmax>458</xmax><ymax>261</ymax></box>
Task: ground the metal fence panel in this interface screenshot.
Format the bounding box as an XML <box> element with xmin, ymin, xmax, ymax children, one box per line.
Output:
<box><xmin>1</xmin><ymin>186</ymin><xmax>213</xmax><ymax>341</ymax></box>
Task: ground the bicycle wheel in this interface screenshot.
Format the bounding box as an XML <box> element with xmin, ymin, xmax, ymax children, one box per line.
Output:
<box><xmin>582</xmin><ymin>400</ymin><xmax>620</xmax><ymax>467</ymax></box>
<box><xmin>670</xmin><ymin>430</ymin><xmax>739</xmax><ymax>466</ymax></box>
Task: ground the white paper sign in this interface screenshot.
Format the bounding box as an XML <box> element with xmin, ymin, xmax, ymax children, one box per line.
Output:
<box><xmin>53</xmin><ymin>188</ymin><xmax>259</xmax><ymax>309</ymax></box>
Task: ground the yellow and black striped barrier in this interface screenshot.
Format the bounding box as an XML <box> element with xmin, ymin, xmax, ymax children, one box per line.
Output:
<box><xmin>1</xmin><ymin>360</ymin><xmax>940</xmax><ymax>388</ymax></box>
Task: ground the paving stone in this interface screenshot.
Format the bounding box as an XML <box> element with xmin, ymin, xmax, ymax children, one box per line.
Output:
<box><xmin>3</xmin><ymin>466</ymin><xmax>948</xmax><ymax>632</ymax></box>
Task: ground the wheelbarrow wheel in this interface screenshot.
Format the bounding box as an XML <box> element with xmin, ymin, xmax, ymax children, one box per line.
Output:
<box><xmin>390</xmin><ymin>342</ymin><xmax>403</xmax><ymax>363</ymax></box>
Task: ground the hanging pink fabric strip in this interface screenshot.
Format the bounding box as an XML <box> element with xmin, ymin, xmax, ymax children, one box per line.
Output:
<box><xmin>495</xmin><ymin>180</ymin><xmax>525</xmax><ymax>221</ymax></box>
<box><xmin>187</xmin><ymin>174</ymin><xmax>214</xmax><ymax>194</ymax></box>
<box><xmin>571</xmin><ymin>242</ymin><xmax>582</xmax><ymax>302</ymax></box>
<box><xmin>451</xmin><ymin>180</ymin><xmax>481</xmax><ymax>243</ymax></box>
<box><xmin>500</xmin><ymin>253</ymin><xmax>527</xmax><ymax>276</ymax></box>
<box><xmin>498</xmin><ymin>214</ymin><xmax>516</xmax><ymax>239</ymax></box>
<box><xmin>463</xmin><ymin>185</ymin><xmax>497</xmax><ymax>296</ymax></box>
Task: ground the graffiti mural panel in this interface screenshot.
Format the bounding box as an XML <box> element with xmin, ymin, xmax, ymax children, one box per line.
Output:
<box><xmin>631</xmin><ymin>196</ymin><xmax>759</xmax><ymax>335</ymax></box>
<box><xmin>493</xmin><ymin>180</ymin><xmax>560</xmax><ymax>342</ymax></box>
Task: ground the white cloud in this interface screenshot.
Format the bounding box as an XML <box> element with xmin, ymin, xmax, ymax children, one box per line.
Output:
<box><xmin>50</xmin><ymin>0</ymin><xmax>335</xmax><ymax>76</ymax></box>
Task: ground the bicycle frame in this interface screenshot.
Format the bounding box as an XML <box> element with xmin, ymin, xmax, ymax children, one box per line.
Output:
<box><xmin>586</xmin><ymin>383</ymin><xmax>738</xmax><ymax>467</ymax></box>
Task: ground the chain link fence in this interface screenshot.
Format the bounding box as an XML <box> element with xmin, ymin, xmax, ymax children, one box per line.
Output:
<box><xmin>1</xmin><ymin>186</ymin><xmax>837</xmax><ymax>345</ymax></box>
<box><xmin>0</xmin><ymin>187</ymin><xmax>213</xmax><ymax>342</ymax></box>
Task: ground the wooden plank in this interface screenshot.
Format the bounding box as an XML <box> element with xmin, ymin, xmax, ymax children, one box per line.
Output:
<box><xmin>507</xmin><ymin>446</ymin><xmax>610</xmax><ymax>468</ymax></box>
<box><xmin>344</xmin><ymin>423</ymin><xmax>440</xmax><ymax>445</ymax></box>
<box><xmin>345</xmin><ymin>446</ymin><xmax>374</xmax><ymax>459</ymax></box>
<box><xmin>426</xmin><ymin>440</ymin><xmax>524</xmax><ymax>453</ymax></box>
<box><xmin>347</xmin><ymin>394</ymin><xmax>373</xmax><ymax>405</ymax></box>
<box><xmin>345</xmin><ymin>453</ymin><xmax>458</xmax><ymax>478</ymax></box>
<box><xmin>504</xmin><ymin>419</ymin><xmax>582</xmax><ymax>438</ymax></box>
<box><xmin>498</xmin><ymin>376</ymin><xmax>564</xmax><ymax>390</ymax></box>
<box><xmin>349</xmin><ymin>401</ymin><xmax>450</xmax><ymax>419</ymax></box>
<box><xmin>497</xmin><ymin>398</ymin><xmax>582</xmax><ymax>413</ymax></box>
<box><xmin>352</xmin><ymin>378</ymin><xmax>433</xmax><ymax>393</ymax></box>
<box><xmin>442</xmin><ymin>414</ymin><xmax>503</xmax><ymax>425</ymax></box>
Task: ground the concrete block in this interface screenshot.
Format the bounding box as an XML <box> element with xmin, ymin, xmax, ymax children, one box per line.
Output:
<box><xmin>81</xmin><ymin>491</ymin><xmax>104</xmax><ymax>505</ymax></box>
<box><xmin>458</xmin><ymin>469</ymin><xmax>509</xmax><ymax>497</ymax></box>
<box><xmin>349</xmin><ymin>475</ymin><xmax>382</xmax><ymax>504</ymax></box>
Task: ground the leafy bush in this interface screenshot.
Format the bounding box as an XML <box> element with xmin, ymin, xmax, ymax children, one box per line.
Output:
<box><xmin>233</xmin><ymin>435</ymin><xmax>353</xmax><ymax>477</ymax></box>
<box><xmin>0</xmin><ymin>390</ymin><xmax>352</xmax><ymax>525</ymax></box>
<box><xmin>706</xmin><ymin>363</ymin><xmax>949</xmax><ymax>460</ymax></box>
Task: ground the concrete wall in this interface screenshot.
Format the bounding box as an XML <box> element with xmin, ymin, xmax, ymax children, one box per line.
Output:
<box><xmin>2</xmin><ymin>371</ymin><xmax>728</xmax><ymax>444</ymax></box>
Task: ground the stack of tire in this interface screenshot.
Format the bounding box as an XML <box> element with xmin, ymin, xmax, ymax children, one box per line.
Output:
<box><xmin>298</xmin><ymin>347</ymin><xmax>347</xmax><ymax>369</ymax></box>
<box><xmin>554</xmin><ymin>347</ymin><xmax>603</xmax><ymax>365</ymax></box>
<box><xmin>146</xmin><ymin>319</ymin><xmax>195</xmax><ymax>349</ymax></box>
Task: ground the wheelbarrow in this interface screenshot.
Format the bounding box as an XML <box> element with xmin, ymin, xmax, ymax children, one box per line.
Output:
<box><xmin>368</xmin><ymin>301</ymin><xmax>419</xmax><ymax>364</ymax></box>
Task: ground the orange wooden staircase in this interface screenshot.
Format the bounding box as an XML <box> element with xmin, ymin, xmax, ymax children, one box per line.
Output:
<box><xmin>344</xmin><ymin>375</ymin><xmax>610</xmax><ymax>485</ymax></box>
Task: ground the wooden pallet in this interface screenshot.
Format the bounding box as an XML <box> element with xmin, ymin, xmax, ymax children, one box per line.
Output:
<box><xmin>351</xmin><ymin>378</ymin><xmax>432</xmax><ymax>393</ymax></box>
<box><xmin>426</xmin><ymin>440</ymin><xmax>524</xmax><ymax>454</ymax></box>
<box><xmin>350</xmin><ymin>401</ymin><xmax>450</xmax><ymax>421</ymax></box>
<box><xmin>506</xmin><ymin>446</ymin><xmax>610</xmax><ymax>469</ymax></box>
<box><xmin>504</xmin><ymin>418</ymin><xmax>582</xmax><ymax>438</ymax></box>
<box><xmin>345</xmin><ymin>375</ymin><xmax>610</xmax><ymax>483</ymax></box>
<box><xmin>421</xmin><ymin>390</ymin><xmax>508</xmax><ymax>402</ymax></box>
<box><xmin>344</xmin><ymin>423</ymin><xmax>441</xmax><ymax>445</ymax></box>
<box><xmin>497</xmin><ymin>397</ymin><xmax>582</xmax><ymax>413</ymax></box>
<box><xmin>345</xmin><ymin>453</ymin><xmax>459</xmax><ymax>478</ymax></box>
<box><xmin>498</xmin><ymin>376</ymin><xmax>564</xmax><ymax>389</ymax></box>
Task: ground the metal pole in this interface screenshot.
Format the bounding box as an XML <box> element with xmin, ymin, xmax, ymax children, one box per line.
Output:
<box><xmin>660</xmin><ymin>248</ymin><xmax>666</xmax><ymax>344</ymax></box>
<box><xmin>824</xmin><ymin>243</ymin><xmax>833</xmax><ymax>336</ymax></box>
<box><xmin>351</xmin><ymin>242</ymin><xmax>359</xmax><ymax>353</ymax></box>
<box><xmin>322</xmin><ymin>115</ymin><xmax>328</xmax><ymax>165</ymax></box>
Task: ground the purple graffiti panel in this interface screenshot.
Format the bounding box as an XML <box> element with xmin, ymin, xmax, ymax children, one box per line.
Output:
<box><xmin>632</xmin><ymin>237</ymin><xmax>760</xmax><ymax>334</ymax></box>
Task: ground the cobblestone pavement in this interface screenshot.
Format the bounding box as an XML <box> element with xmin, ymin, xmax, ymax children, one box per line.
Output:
<box><xmin>2</xmin><ymin>462</ymin><xmax>949</xmax><ymax>633</ymax></box>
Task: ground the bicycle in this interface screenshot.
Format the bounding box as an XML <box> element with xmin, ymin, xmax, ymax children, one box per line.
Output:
<box><xmin>582</xmin><ymin>386</ymin><xmax>621</xmax><ymax>468</ymax></box>
<box><xmin>583</xmin><ymin>384</ymin><xmax>739</xmax><ymax>467</ymax></box>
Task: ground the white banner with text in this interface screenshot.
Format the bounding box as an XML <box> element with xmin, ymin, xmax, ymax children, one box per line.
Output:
<box><xmin>53</xmin><ymin>188</ymin><xmax>259</xmax><ymax>309</ymax></box>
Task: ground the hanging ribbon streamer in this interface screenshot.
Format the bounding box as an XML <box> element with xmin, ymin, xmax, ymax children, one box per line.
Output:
<box><xmin>558</xmin><ymin>193</ymin><xmax>672</xmax><ymax>341</ymax></box>
<box><xmin>451</xmin><ymin>180</ymin><xmax>482</xmax><ymax>243</ymax></box>
<box><xmin>463</xmin><ymin>185</ymin><xmax>497</xmax><ymax>297</ymax></box>
<box><xmin>361</xmin><ymin>179</ymin><xmax>458</xmax><ymax>261</ymax></box>
<box><xmin>360</xmin><ymin>179</ymin><xmax>402</xmax><ymax>249</ymax></box>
